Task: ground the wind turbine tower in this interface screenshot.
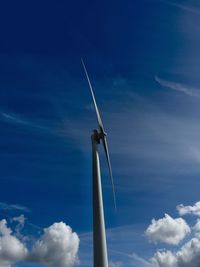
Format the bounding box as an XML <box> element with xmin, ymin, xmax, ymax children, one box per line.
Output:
<box><xmin>82</xmin><ymin>60</ymin><xmax>116</xmax><ymax>267</ymax></box>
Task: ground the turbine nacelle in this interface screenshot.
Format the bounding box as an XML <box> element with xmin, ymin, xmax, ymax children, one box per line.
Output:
<box><xmin>93</xmin><ymin>129</ymin><xmax>107</xmax><ymax>144</ymax></box>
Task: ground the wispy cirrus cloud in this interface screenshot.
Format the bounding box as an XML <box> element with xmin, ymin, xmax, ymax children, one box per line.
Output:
<box><xmin>79</xmin><ymin>224</ymin><xmax>152</xmax><ymax>267</ymax></box>
<box><xmin>109</xmin><ymin>252</ymin><xmax>153</xmax><ymax>267</ymax></box>
<box><xmin>155</xmin><ymin>76</ymin><xmax>200</xmax><ymax>97</ymax></box>
<box><xmin>129</xmin><ymin>253</ymin><xmax>154</xmax><ymax>267</ymax></box>
<box><xmin>1</xmin><ymin>112</ymin><xmax>49</xmax><ymax>131</ymax></box>
<box><xmin>164</xmin><ymin>1</ymin><xmax>200</xmax><ymax>16</ymax></box>
<box><xmin>0</xmin><ymin>111</ymin><xmax>65</xmax><ymax>139</ymax></box>
<box><xmin>109</xmin><ymin>261</ymin><xmax>123</xmax><ymax>267</ymax></box>
<box><xmin>1</xmin><ymin>112</ymin><xmax>32</xmax><ymax>125</ymax></box>
<box><xmin>0</xmin><ymin>202</ymin><xmax>30</xmax><ymax>212</ymax></box>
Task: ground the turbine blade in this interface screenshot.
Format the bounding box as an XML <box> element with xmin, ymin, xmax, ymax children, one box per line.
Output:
<box><xmin>102</xmin><ymin>136</ymin><xmax>117</xmax><ymax>210</ymax></box>
<box><xmin>81</xmin><ymin>59</ymin><xmax>105</xmax><ymax>134</ymax></box>
<box><xmin>82</xmin><ymin>59</ymin><xmax>116</xmax><ymax>210</ymax></box>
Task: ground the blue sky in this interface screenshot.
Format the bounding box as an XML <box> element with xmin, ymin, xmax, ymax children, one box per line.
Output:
<box><xmin>1</xmin><ymin>0</ymin><xmax>200</xmax><ymax>267</ymax></box>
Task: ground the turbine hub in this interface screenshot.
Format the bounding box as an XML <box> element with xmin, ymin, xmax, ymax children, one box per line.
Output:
<box><xmin>93</xmin><ymin>129</ymin><xmax>101</xmax><ymax>143</ymax></box>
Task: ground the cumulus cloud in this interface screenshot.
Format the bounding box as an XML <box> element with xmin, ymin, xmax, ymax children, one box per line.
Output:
<box><xmin>29</xmin><ymin>222</ymin><xmax>79</xmax><ymax>267</ymax></box>
<box><xmin>0</xmin><ymin>219</ymin><xmax>28</xmax><ymax>267</ymax></box>
<box><xmin>177</xmin><ymin>201</ymin><xmax>200</xmax><ymax>217</ymax></box>
<box><xmin>151</xmin><ymin>250</ymin><xmax>177</xmax><ymax>267</ymax></box>
<box><xmin>151</xmin><ymin>235</ymin><xmax>200</xmax><ymax>267</ymax></box>
<box><xmin>193</xmin><ymin>220</ymin><xmax>200</xmax><ymax>235</ymax></box>
<box><xmin>146</xmin><ymin>201</ymin><xmax>200</xmax><ymax>267</ymax></box>
<box><xmin>0</xmin><ymin>218</ymin><xmax>79</xmax><ymax>267</ymax></box>
<box><xmin>176</xmin><ymin>237</ymin><xmax>200</xmax><ymax>267</ymax></box>
<box><xmin>145</xmin><ymin>214</ymin><xmax>190</xmax><ymax>245</ymax></box>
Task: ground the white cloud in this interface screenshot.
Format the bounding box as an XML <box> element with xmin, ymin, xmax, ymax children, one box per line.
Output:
<box><xmin>155</xmin><ymin>76</ymin><xmax>200</xmax><ymax>97</ymax></box>
<box><xmin>0</xmin><ymin>112</ymin><xmax>53</xmax><ymax>134</ymax></box>
<box><xmin>0</xmin><ymin>219</ymin><xmax>79</xmax><ymax>267</ymax></box>
<box><xmin>147</xmin><ymin>201</ymin><xmax>200</xmax><ymax>267</ymax></box>
<box><xmin>176</xmin><ymin>237</ymin><xmax>200</xmax><ymax>267</ymax></box>
<box><xmin>0</xmin><ymin>219</ymin><xmax>28</xmax><ymax>267</ymax></box>
<box><xmin>151</xmin><ymin>236</ymin><xmax>200</xmax><ymax>267</ymax></box>
<box><xmin>151</xmin><ymin>250</ymin><xmax>178</xmax><ymax>267</ymax></box>
<box><xmin>1</xmin><ymin>112</ymin><xmax>30</xmax><ymax>125</ymax></box>
<box><xmin>0</xmin><ymin>202</ymin><xmax>30</xmax><ymax>212</ymax></box>
<box><xmin>150</xmin><ymin>250</ymin><xmax>178</xmax><ymax>267</ymax></box>
<box><xmin>164</xmin><ymin>1</ymin><xmax>200</xmax><ymax>16</ymax></box>
<box><xmin>145</xmin><ymin>214</ymin><xmax>190</xmax><ymax>245</ymax></box>
<box><xmin>29</xmin><ymin>222</ymin><xmax>79</xmax><ymax>267</ymax></box>
<box><xmin>177</xmin><ymin>201</ymin><xmax>200</xmax><ymax>217</ymax></box>
<box><xmin>193</xmin><ymin>220</ymin><xmax>200</xmax><ymax>234</ymax></box>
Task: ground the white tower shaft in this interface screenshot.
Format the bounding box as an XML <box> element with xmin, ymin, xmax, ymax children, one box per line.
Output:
<box><xmin>92</xmin><ymin>132</ymin><xmax>109</xmax><ymax>267</ymax></box>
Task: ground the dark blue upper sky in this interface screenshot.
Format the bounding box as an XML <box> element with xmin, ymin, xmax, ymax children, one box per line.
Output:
<box><xmin>1</xmin><ymin>0</ymin><xmax>200</xmax><ymax>266</ymax></box>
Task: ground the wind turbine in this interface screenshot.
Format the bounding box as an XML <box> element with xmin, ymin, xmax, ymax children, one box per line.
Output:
<box><xmin>82</xmin><ymin>60</ymin><xmax>116</xmax><ymax>267</ymax></box>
